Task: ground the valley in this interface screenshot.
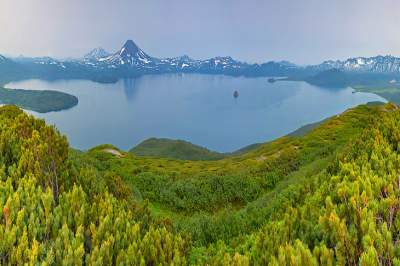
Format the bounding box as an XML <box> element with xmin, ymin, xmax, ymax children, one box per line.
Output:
<box><xmin>1</xmin><ymin>102</ymin><xmax>399</xmax><ymax>264</ymax></box>
<box><xmin>3</xmin><ymin>1</ymin><xmax>400</xmax><ymax>264</ymax></box>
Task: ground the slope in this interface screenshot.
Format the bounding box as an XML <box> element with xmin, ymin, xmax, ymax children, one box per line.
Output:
<box><xmin>130</xmin><ymin>138</ymin><xmax>225</xmax><ymax>161</ymax></box>
<box><xmin>2</xmin><ymin>102</ymin><xmax>400</xmax><ymax>264</ymax></box>
<box><xmin>77</xmin><ymin>103</ymin><xmax>387</xmax><ymax>250</ymax></box>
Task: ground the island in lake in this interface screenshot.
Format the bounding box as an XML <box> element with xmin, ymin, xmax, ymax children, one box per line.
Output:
<box><xmin>0</xmin><ymin>87</ymin><xmax>78</xmax><ymax>113</ymax></box>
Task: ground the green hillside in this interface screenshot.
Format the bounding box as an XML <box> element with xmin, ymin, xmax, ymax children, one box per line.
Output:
<box><xmin>129</xmin><ymin>120</ymin><xmax>328</xmax><ymax>161</ymax></box>
<box><xmin>130</xmin><ymin>138</ymin><xmax>225</xmax><ymax>161</ymax></box>
<box><xmin>2</xmin><ymin>103</ymin><xmax>400</xmax><ymax>264</ymax></box>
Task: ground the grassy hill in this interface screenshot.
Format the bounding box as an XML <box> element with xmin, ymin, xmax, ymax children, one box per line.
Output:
<box><xmin>129</xmin><ymin>119</ymin><xmax>332</xmax><ymax>161</ymax></box>
<box><xmin>130</xmin><ymin>138</ymin><xmax>226</xmax><ymax>160</ymax></box>
<box><xmin>2</xmin><ymin>102</ymin><xmax>400</xmax><ymax>264</ymax></box>
<box><xmin>286</xmin><ymin>118</ymin><xmax>328</xmax><ymax>137</ymax></box>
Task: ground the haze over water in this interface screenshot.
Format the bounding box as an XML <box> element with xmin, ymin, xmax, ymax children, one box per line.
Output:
<box><xmin>6</xmin><ymin>74</ymin><xmax>386</xmax><ymax>152</ymax></box>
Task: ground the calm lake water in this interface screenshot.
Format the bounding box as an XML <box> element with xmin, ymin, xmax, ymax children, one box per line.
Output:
<box><xmin>5</xmin><ymin>74</ymin><xmax>386</xmax><ymax>152</ymax></box>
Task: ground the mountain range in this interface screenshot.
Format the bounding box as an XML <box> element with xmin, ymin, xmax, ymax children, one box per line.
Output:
<box><xmin>1</xmin><ymin>39</ymin><xmax>400</xmax><ymax>87</ymax></box>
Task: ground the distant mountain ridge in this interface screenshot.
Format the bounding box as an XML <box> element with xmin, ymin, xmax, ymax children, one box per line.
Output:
<box><xmin>84</xmin><ymin>47</ymin><xmax>110</xmax><ymax>61</ymax></box>
<box><xmin>1</xmin><ymin>39</ymin><xmax>400</xmax><ymax>86</ymax></box>
<box><xmin>310</xmin><ymin>55</ymin><xmax>400</xmax><ymax>74</ymax></box>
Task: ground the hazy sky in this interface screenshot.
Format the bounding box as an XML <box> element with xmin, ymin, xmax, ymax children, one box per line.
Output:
<box><xmin>1</xmin><ymin>0</ymin><xmax>399</xmax><ymax>64</ymax></box>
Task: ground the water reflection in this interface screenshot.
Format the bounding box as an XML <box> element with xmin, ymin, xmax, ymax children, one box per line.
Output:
<box><xmin>122</xmin><ymin>78</ymin><xmax>140</xmax><ymax>101</ymax></box>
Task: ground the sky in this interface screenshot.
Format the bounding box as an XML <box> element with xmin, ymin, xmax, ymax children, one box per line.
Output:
<box><xmin>0</xmin><ymin>0</ymin><xmax>399</xmax><ymax>65</ymax></box>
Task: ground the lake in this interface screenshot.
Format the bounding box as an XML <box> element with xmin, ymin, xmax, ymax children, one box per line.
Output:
<box><xmin>5</xmin><ymin>74</ymin><xmax>386</xmax><ymax>152</ymax></box>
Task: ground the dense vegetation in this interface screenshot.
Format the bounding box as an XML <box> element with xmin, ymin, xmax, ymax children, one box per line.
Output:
<box><xmin>3</xmin><ymin>102</ymin><xmax>400</xmax><ymax>264</ymax></box>
<box><xmin>0</xmin><ymin>106</ymin><xmax>187</xmax><ymax>265</ymax></box>
<box><xmin>0</xmin><ymin>87</ymin><xmax>78</xmax><ymax>113</ymax></box>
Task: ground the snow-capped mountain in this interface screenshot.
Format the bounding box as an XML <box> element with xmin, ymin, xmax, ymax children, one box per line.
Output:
<box><xmin>78</xmin><ymin>45</ymin><xmax>400</xmax><ymax>76</ymax></box>
<box><xmin>199</xmin><ymin>56</ymin><xmax>248</xmax><ymax>70</ymax></box>
<box><xmin>77</xmin><ymin>40</ymin><xmax>254</xmax><ymax>74</ymax></box>
<box><xmin>31</xmin><ymin>57</ymin><xmax>66</xmax><ymax>68</ymax></box>
<box><xmin>342</xmin><ymin>56</ymin><xmax>400</xmax><ymax>73</ymax></box>
<box><xmin>311</xmin><ymin>55</ymin><xmax>400</xmax><ymax>74</ymax></box>
<box><xmin>84</xmin><ymin>47</ymin><xmax>110</xmax><ymax>61</ymax></box>
<box><xmin>159</xmin><ymin>55</ymin><xmax>195</xmax><ymax>69</ymax></box>
<box><xmin>14</xmin><ymin>56</ymin><xmax>66</xmax><ymax>67</ymax></box>
<box><xmin>3</xmin><ymin>39</ymin><xmax>400</xmax><ymax>85</ymax></box>
<box><xmin>97</xmin><ymin>40</ymin><xmax>157</xmax><ymax>68</ymax></box>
